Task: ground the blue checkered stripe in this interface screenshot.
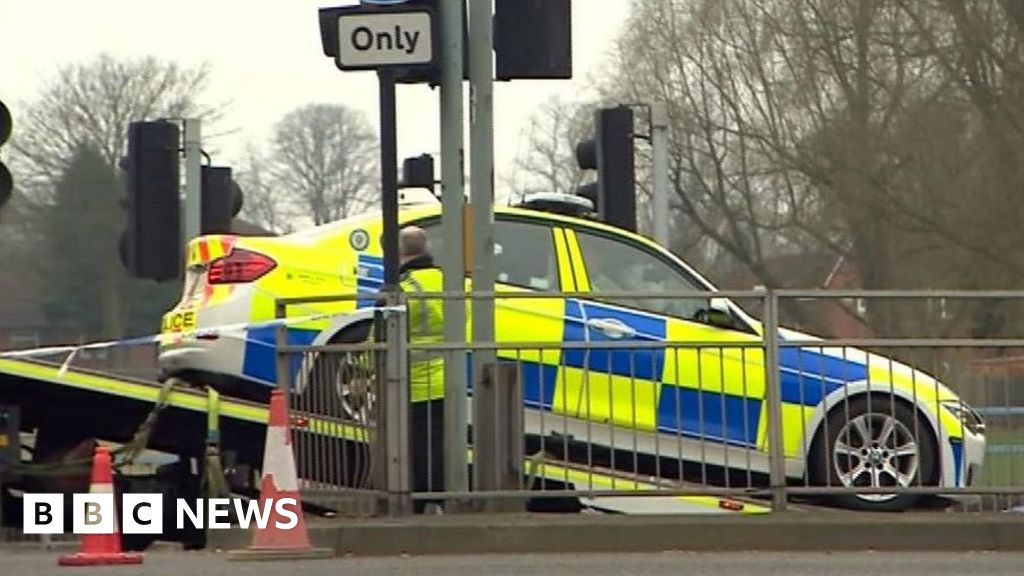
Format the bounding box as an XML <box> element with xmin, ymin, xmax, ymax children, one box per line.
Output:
<box><xmin>661</xmin><ymin>346</ymin><xmax>872</xmax><ymax>448</ymax></box>
<box><xmin>512</xmin><ymin>299</ymin><xmax>663</xmax><ymax>411</ymax></box>
<box><xmin>514</xmin><ymin>299</ymin><xmax>874</xmax><ymax>449</ymax></box>
<box><xmin>777</xmin><ymin>347</ymin><xmax>868</xmax><ymax>406</ymax></box>
<box><xmin>950</xmin><ymin>439</ymin><xmax>964</xmax><ymax>487</ymax></box>
<box><xmin>356</xmin><ymin>254</ymin><xmax>385</xmax><ymax>308</ymax></box>
<box><xmin>242</xmin><ymin>325</ymin><xmax>318</xmax><ymax>386</ymax></box>
<box><xmin>338</xmin><ymin>265</ymin><xmax>876</xmax><ymax>450</ymax></box>
<box><xmin>562</xmin><ymin>299</ymin><xmax>667</xmax><ymax>381</ymax></box>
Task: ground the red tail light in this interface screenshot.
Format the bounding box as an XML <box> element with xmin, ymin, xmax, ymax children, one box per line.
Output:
<box><xmin>207</xmin><ymin>249</ymin><xmax>276</xmax><ymax>284</ymax></box>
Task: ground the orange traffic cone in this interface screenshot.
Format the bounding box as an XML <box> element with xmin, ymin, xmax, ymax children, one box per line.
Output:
<box><xmin>58</xmin><ymin>445</ymin><xmax>144</xmax><ymax>566</ymax></box>
<box><xmin>229</xmin><ymin>389</ymin><xmax>331</xmax><ymax>560</ymax></box>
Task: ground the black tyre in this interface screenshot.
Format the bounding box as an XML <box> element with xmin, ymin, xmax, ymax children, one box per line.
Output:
<box><xmin>300</xmin><ymin>321</ymin><xmax>377</xmax><ymax>423</ymax></box>
<box><xmin>810</xmin><ymin>395</ymin><xmax>938</xmax><ymax>512</ymax></box>
<box><xmin>294</xmin><ymin>321</ymin><xmax>377</xmax><ymax>492</ymax></box>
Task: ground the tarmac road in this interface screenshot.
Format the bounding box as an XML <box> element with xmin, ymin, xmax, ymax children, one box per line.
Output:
<box><xmin>3</xmin><ymin>550</ymin><xmax>1024</xmax><ymax>576</ymax></box>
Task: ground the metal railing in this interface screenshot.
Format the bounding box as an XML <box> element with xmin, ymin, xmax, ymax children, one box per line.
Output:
<box><xmin>276</xmin><ymin>293</ymin><xmax>411</xmax><ymax>512</ymax></box>
<box><xmin>274</xmin><ymin>289</ymin><xmax>1024</xmax><ymax>515</ymax></box>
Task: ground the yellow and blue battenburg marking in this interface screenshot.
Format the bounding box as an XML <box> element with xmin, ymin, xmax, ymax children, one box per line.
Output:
<box><xmin>236</xmin><ymin>263</ymin><xmax>961</xmax><ymax>472</ymax></box>
<box><xmin>492</xmin><ymin>297</ymin><xmax>886</xmax><ymax>455</ymax></box>
<box><xmin>356</xmin><ymin>254</ymin><xmax>385</xmax><ymax>308</ymax></box>
<box><xmin>778</xmin><ymin>348</ymin><xmax>868</xmax><ymax>406</ymax></box>
<box><xmin>242</xmin><ymin>324</ymin><xmax>319</xmax><ymax>385</ymax></box>
<box><xmin>559</xmin><ymin>299</ymin><xmax>665</xmax><ymax>432</ymax></box>
<box><xmin>950</xmin><ymin>439</ymin><xmax>964</xmax><ymax>486</ymax></box>
<box><xmin>238</xmin><ymin>253</ymin><xmax>386</xmax><ymax>385</ymax></box>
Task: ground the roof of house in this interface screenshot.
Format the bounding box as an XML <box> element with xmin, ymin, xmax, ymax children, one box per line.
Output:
<box><xmin>719</xmin><ymin>251</ymin><xmax>857</xmax><ymax>289</ymax></box>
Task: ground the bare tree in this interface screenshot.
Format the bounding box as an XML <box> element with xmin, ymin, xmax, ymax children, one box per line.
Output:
<box><xmin>501</xmin><ymin>0</ymin><xmax>1024</xmax><ymax>338</ymax></box>
<box><xmin>569</xmin><ymin>0</ymin><xmax>1024</xmax><ymax>336</ymax></box>
<box><xmin>234</xmin><ymin>143</ymin><xmax>295</xmax><ymax>235</ymax></box>
<box><xmin>510</xmin><ymin>95</ymin><xmax>593</xmax><ymax>199</ymax></box>
<box><xmin>5</xmin><ymin>53</ymin><xmax>220</xmax><ymax>339</ymax></box>
<box><xmin>270</xmin><ymin>103</ymin><xmax>378</xmax><ymax>226</ymax></box>
<box><xmin>599</xmin><ymin>1</ymin><xmax>827</xmax><ymax>287</ymax></box>
<box><xmin>9</xmin><ymin>53</ymin><xmax>220</xmax><ymax>199</ymax></box>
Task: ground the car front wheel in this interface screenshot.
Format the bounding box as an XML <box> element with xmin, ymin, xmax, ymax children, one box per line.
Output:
<box><xmin>301</xmin><ymin>321</ymin><xmax>378</xmax><ymax>424</ymax></box>
<box><xmin>811</xmin><ymin>395</ymin><xmax>937</xmax><ymax>512</ymax></box>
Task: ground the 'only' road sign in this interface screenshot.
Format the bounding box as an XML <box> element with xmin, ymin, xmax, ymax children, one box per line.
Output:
<box><xmin>336</xmin><ymin>11</ymin><xmax>434</xmax><ymax>70</ymax></box>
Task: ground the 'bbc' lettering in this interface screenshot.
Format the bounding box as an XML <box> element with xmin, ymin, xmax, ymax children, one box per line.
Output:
<box><xmin>22</xmin><ymin>494</ymin><xmax>300</xmax><ymax>535</ymax></box>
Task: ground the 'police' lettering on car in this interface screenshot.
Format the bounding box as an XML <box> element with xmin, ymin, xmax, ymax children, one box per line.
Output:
<box><xmin>162</xmin><ymin>311</ymin><xmax>196</xmax><ymax>333</ymax></box>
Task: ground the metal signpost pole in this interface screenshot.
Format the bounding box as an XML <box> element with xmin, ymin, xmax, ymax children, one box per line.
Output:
<box><xmin>383</xmin><ymin>304</ymin><xmax>411</xmax><ymax>515</ymax></box>
<box><xmin>377</xmin><ymin>67</ymin><xmax>411</xmax><ymax>513</ymax></box>
<box><xmin>439</xmin><ymin>0</ymin><xmax>469</xmax><ymax>501</ymax></box>
<box><xmin>764</xmin><ymin>290</ymin><xmax>788</xmax><ymax>511</ymax></box>
<box><xmin>650</xmin><ymin>103</ymin><xmax>670</xmax><ymax>247</ymax></box>
<box><xmin>183</xmin><ymin>118</ymin><xmax>202</xmax><ymax>247</ymax></box>
<box><xmin>468</xmin><ymin>0</ymin><xmax>497</xmax><ymax>498</ymax></box>
<box><xmin>323</xmin><ymin>0</ymin><xmax>438</xmax><ymax>517</ymax></box>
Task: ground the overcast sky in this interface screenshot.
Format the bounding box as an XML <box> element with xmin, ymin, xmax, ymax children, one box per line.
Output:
<box><xmin>0</xmin><ymin>0</ymin><xmax>632</xmax><ymax>198</ymax></box>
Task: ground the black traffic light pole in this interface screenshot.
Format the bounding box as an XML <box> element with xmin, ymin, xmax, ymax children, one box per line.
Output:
<box><xmin>379</xmin><ymin>69</ymin><xmax>400</xmax><ymax>290</ymax></box>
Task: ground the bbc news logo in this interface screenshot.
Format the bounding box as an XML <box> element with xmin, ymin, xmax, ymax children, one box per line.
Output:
<box><xmin>23</xmin><ymin>494</ymin><xmax>299</xmax><ymax>534</ymax></box>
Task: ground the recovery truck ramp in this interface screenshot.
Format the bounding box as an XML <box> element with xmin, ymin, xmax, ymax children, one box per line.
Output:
<box><xmin>0</xmin><ymin>356</ymin><xmax>286</xmax><ymax>464</ymax></box>
<box><xmin>0</xmin><ymin>356</ymin><xmax>763</xmax><ymax>546</ymax></box>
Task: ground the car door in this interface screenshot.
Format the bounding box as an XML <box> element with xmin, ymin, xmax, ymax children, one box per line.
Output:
<box><xmin>419</xmin><ymin>216</ymin><xmax>581</xmax><ymax>417</ymax></box>
<box><xmin>565</xmin><ymin>227</ymin><xmax>767</xmax><ymax>450</ymax></box>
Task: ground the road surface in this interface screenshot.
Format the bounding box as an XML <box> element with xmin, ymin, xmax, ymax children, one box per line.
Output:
<box><xmin>2</xmin><ymin>550</ymin><xmax>1023</xmax><ymax>575</ymax></box>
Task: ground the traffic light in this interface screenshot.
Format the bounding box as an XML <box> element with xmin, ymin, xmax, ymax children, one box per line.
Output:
<box><xmin>121</xmin><ymin>120</ymin><xmax>181</xmax><ymax>282</ymax></box>
<box><xmin>0</xmin><ymin>99</ymin><xmax>12</xmax><ymax>211</ymax></box>
<box><xmin>575</xmin><ymin>106</ymin><xmax>637</xmax><ymax>233</ymax></box>
<box><xmin>201</xmin><ymin>165</ymin><xmax>243</xmax><ymax>234</ymax></box>
<box><xmin>400</xmin><ymin>153</ymin><xmax>435</xmax><ymax>190</ymax></box>
<box><xmin>495</xmin><ymin>0</ymin><xmax>572</xmax><ymax>80</ymax></box>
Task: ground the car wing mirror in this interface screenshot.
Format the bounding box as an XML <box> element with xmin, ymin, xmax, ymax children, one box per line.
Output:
<box><xmin>696</xmin><ymin>297</ymin><xmax>738</xmax><ymax>330</ymax></box>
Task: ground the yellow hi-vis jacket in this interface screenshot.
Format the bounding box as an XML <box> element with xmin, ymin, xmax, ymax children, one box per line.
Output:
<box><xmin>400</xmin><ymin>266</ymin><xmax>445</xmax><ymax>403</ymax></box>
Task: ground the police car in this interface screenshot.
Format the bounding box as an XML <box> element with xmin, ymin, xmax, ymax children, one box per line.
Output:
<box><xmin>158</xmin><ymin>192</ymin><xmax>986</xmax><ymax>511</ymax></box>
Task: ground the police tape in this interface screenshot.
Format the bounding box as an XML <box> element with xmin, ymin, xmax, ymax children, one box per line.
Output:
<box><xmin>0</xmin><ymin>305</ymin><xmax>407</xmax><ymax>376</ymax></box>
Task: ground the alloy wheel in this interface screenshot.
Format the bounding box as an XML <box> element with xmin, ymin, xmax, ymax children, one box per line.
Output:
<box><xmin>832</xmin><ymin>412</ymin><xmax>920</xmax><ymax>502</ymax></box>
<box><xmin>332</xmin><ymin>352</ymin><xmax>377</xmax><ymax>425</ymax></box>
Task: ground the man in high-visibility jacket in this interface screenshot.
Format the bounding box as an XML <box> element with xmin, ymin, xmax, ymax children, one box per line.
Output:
<box><xmin>397</xmin><ymin>225</ymin><xmax>445</xmax><ymax>512</ymax></box>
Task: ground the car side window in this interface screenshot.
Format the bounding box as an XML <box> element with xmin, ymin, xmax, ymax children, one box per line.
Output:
<box><xmin>574</xmin><ymin>229</ymin><xmax>705</xmax><ymax>319</ymax></box>
<box><xmin>420</xmin><ymin>218</ymin><xmax>560</xmax><ymax>291</ymax></box>
<box><xmin>494</xmin><ymin>220</ymin><xmax>560</xmax><ymax>290</ymax></box>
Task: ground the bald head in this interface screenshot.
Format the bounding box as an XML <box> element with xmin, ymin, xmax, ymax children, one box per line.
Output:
<box><xmin>399</xmin><ymin>225</ymin><xmax>430</xmax><ymax>263</ymax></box>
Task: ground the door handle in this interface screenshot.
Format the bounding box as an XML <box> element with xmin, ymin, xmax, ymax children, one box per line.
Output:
<box><xmin>587</xmin><ymin>317</ymin><xmax>636</xmax><ymax>339</ymax></box>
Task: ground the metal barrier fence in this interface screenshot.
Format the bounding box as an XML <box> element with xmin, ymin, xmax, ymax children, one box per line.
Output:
<box><xmin>276</xmin><ymin>295</ymin><xmax>412</xmax><ymax>515</ymax></box>
<box><xmin>275</xmin><ymin>290</ymin><xmax>1024</xmax><ymax>515</ymax></box>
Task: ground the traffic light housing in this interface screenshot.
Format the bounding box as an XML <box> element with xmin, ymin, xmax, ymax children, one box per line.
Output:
<box><xmin>576</xmin><ymin>106</ymin><xmax>637</xmax><ymax>233</ymax></box>
<box><xmin>400</xmin><ymin>153</ymin><xmax>435</xmax><ymax>190</ymax></box>
<box><xmin>495</xmin><ymin>0</ymin><xmax>572</xmax><ymax>80</ymax></box>
<box><xmin>121</xmin><ymin>120</ymin><xmax>181</xmax><ymax>282</ymax></box>
<box><xmin>0</xmin><ymin>99</ymin><xmax>12</xmax><ymax>212</ymax></box>
<box><xmin>201</xmin><ymin>165</ymin><xmax>243</xmax><ymax>234</ymax></box>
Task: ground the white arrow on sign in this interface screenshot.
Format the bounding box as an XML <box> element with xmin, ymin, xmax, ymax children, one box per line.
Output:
<box><xmin>337</xmin><ymin>11</ymin><xmax>433</xmax><ymax>69</ymax></box>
